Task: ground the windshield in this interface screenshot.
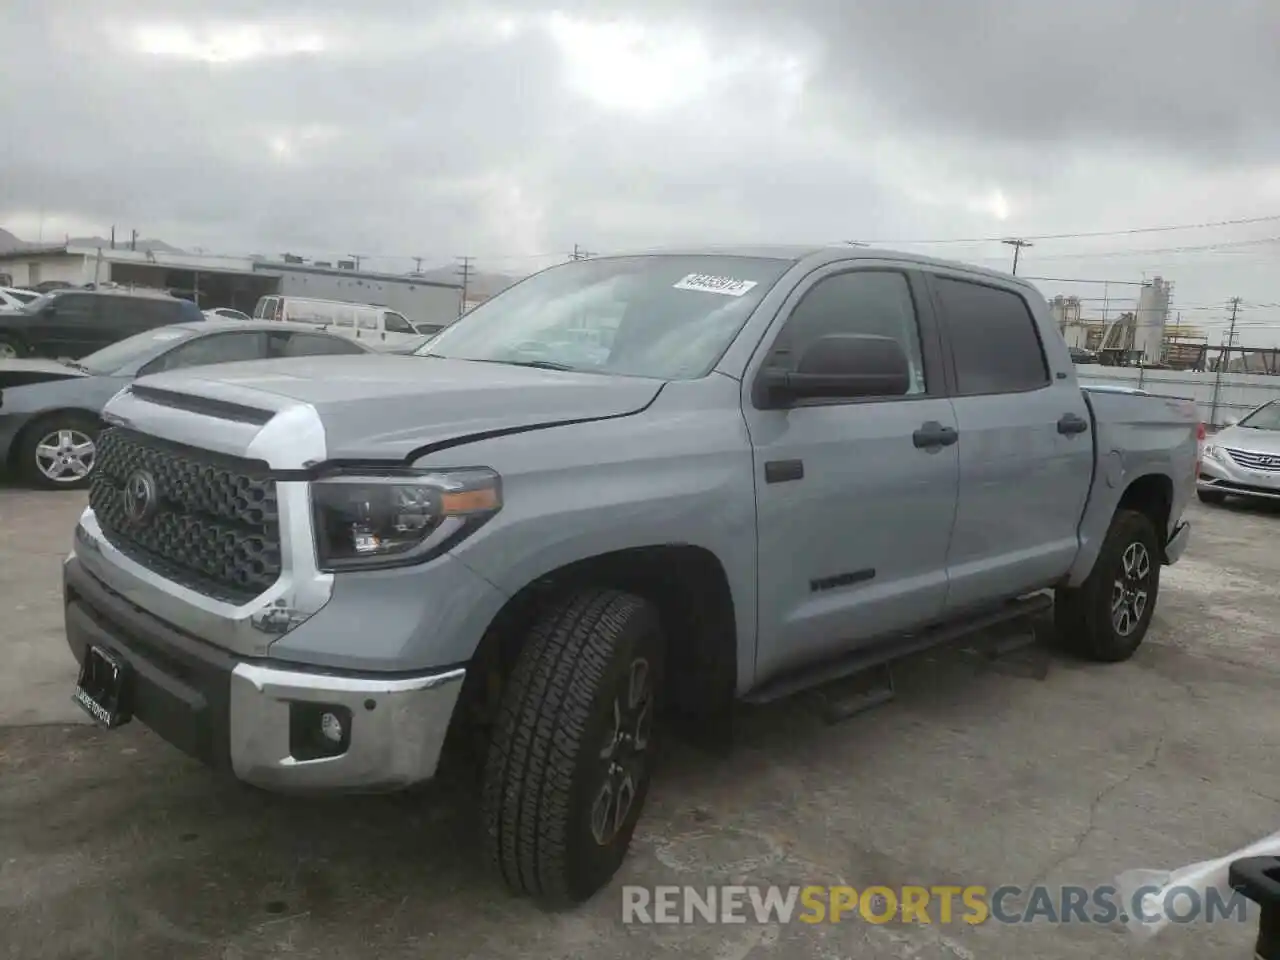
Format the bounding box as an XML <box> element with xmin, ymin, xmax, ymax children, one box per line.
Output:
<box><xmin>1238</xmin><ymin>400</ymin><xmax>1280</xmax><ymax>431</ymax></box>
<box><xmin>415</xmin><ymin>255</ymin><xmax>791</xmax><ymax>379</ymax></box>
<box><xmin>77</xmin><ymin>327</ymin><xmax>196</xmax><ymax>375</ymax></box>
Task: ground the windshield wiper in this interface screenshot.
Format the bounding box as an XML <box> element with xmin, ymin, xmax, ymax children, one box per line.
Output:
<box><xmin>500</xmin><ymin>359</ymin><xmax>576</xmax><ymax>371</ymax></box>
<box><xmin>61</xmin><ymin>360</ymin><xmax>90</xmax><ymax>373</ymax></box>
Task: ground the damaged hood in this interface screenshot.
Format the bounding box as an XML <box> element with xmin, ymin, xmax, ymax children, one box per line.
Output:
<box><xmin>130</xmin><ymin>354</ymin><xmax>665</xmax><ymax>460</ymax></box>
<box><xmin>0</xmin><ymin>358</ymin><xmax>89</xmax><ymax>390</ymax></box>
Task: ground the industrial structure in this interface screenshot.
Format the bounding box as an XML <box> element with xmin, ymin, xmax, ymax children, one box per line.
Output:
<box><xmin>1051</xmin><ymin>276</ymin><xmax>1218</xmax><ymax>370</ymax></box>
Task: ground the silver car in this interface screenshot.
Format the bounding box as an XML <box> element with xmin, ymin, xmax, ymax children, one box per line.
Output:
<box><xmin>0</xmin><ymin>319</ymin><xmax>373</xmax><ymax>489</ymax></box>
<box><xmin>1198</xmin><ymin>400</ymin><xmax>1280</xmax><ymax>505</ymax></box>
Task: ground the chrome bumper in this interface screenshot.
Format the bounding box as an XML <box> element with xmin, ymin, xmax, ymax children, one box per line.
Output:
<box><xmin>1199</xmin><ymin>454</ymin><xmax>1280</xmax><ymax>499</ymax></box>
<box><xmin>230</xmin><ymin>663</ymin><xmax>465</xmax><ymax>792</ymax></box>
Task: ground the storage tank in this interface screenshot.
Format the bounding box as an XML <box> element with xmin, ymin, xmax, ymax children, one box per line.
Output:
<box><xmin>1050</xmin><ymin>296</ymin><xmax>1088</xmax><ymax>347</ymax></box>
<box><xmin>1133</xmin><ymin>277</ymin><xmax>1171</xmax><ymax>363</ymax></box>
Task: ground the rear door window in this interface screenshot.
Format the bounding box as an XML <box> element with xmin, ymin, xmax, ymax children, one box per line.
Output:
<box><xmin>933</xmin><ymin>278</ymin><xmax>1050</xmax><ymax>395</ymax></box>
<box><xmin>269</xmin><ymin>331</ymin><xmax>366</xmax><ymax>357</ymax></box>
<box><xmin>141</xmin><ymin>331</ymin><xmax>268</xmax><ymax>374</ymax></box>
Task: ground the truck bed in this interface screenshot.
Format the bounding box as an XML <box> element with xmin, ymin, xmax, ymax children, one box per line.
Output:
<box><xmin>1066</xmin><ymin>386</ymin><xmax>1199</xmax><ymax>587</ymax></box>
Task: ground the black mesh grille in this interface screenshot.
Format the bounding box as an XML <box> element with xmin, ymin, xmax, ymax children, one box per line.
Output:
<box><xmin>89</xmin><ymin>428</ymin><xmax>281</xmax><ymax>603</ymax></box>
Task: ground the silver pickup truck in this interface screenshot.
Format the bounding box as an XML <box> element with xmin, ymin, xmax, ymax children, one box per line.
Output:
<box><xmin>63</xmin><ymin>246</ymin><xmax>1198</xmax><ymax>904</ymax></box>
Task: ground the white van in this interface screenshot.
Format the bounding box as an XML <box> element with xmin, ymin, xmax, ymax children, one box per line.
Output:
<box><xmin>252</xmin><ymin>296</ymin><xmax>421</xmax><ymax>348</ymax></box>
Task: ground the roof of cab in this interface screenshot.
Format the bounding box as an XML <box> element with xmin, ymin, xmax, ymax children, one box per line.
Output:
<box><xmin>592</xmin><ymin>243</ymin><xmax>1037</xmax><ymax>292</ymax></box>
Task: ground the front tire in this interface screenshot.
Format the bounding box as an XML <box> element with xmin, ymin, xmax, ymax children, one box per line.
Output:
<box><xmin>1197</xmin><ymin>489</ymin><xmax>1227</xmax><ymax>505</ymax></box>
<box><xmin>481</xmin><ymin>588</ymin><xmax>663</xmax><ymax>905</ymax></box>
<box><xmin>1054</xmin><ymin>509</ymin><xmax>1161</xmax><ymax>662</ymax></box>
<box><xmin>17</xmin><ymin>413</ymin><xmax>101</xmax><ymax>490</ymax></box>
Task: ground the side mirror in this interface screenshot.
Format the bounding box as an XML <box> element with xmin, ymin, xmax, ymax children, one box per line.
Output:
<box><xmin>758</xmin><ymin>334</ymin><xmax>911</xmax><ymax>408</ymax></box>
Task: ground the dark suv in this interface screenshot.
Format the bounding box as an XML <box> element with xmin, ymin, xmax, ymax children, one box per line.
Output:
<box><xmin>0</xmin><ymin>289</ymin><xmax>206</xmax><ymax>360</ymax></box>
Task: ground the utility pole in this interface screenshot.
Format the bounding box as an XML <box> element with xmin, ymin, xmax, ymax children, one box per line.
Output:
<box><xmin>1001</xmin><ymin>238</ymin><xmax>1033</xmax><ymax>275</ymax></box>
<box><xmin>412</xmin><ymin>257</ymin><xmax>424</xmax><ymax>274</ymax></box>
<box><xmin>348</xmin><ymin>254</ymin><xmax>363</xmax><ymax>271</ymax></box>
<box><xmin>1209</xmin><ymin>297</ymin><xmax>1242</xmax><ymax>427</ymax></box>
<box><xmin>110</xmin><ymin>226</ymin><xmax>116</xmax><ymax>250</ymax></box>
<box><xmin>456</xmin><ymin>256</ymin><xmax>474</xmax><ymax>317</ymax></box>
<box><xmin>130</xmin><ymin>229</ymin><xmax>138</xmax><ymax>252</ymax></box>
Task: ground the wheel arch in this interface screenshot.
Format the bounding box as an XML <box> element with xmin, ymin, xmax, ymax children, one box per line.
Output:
<box><xmin>447</xmin><ymin>543</ymin><xmax>739</xmax><ymax>765</ymax></box>
<box><xmin>1117</xmin><ymin>472</ymin><xmax>1173</xmax><ymax>544</ymax></box>
<box><xmin>1067</xmin><ymin>470</ymin><xmax>1175</xmax><ymax>587</ymax></box>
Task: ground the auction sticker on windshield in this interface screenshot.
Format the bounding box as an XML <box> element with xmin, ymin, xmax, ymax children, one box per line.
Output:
<box><xmin>673</xmin><ymin>274</ymin><xmax>759</xmax><ymax>297</ymax></box>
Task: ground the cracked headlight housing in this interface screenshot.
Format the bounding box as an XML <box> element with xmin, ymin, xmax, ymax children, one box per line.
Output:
<box><xmin>311</xmin><ymin>468</ymin><xmax>501</xmax><ymax>571</ymax></box>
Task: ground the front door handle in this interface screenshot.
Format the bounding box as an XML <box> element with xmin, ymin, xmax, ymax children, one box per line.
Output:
<box><xmin>1057</xmin><ymin>412</ymin><xmax>1089</xmax><ymax>435</ymax></box>
<box><xmin>913</xmin><ymin>421</ymin><xmax>958</xmax><ymax>449</ymax></box>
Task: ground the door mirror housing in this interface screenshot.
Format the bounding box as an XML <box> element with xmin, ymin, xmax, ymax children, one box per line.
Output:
<box><xmin>758</xmin><ymin>334</ymin><xmax>912</xmax><ymax>408</ymax></box>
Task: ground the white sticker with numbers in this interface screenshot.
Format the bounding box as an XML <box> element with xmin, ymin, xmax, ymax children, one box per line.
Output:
<box><xmin>672</xmin><ymin>273</ymin><xmax>759</xmax><ymax>297</ymax></box>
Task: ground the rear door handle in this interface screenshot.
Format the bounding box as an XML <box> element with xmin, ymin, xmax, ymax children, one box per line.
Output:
<box><xmin>913</xmin><ymin>421</ymin><xmax>958</xmax><ymax>449</ymax></box>
<box><xmin>1057</xmin><ymin>412</ymin><xmax>1089</xmax><ymax>435</ymax></box>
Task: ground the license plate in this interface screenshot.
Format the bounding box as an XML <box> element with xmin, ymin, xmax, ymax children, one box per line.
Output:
<box><xmin>73</xmin><ymin>645</ymin><xmax>132</xmax><ymax>729</ymax></box>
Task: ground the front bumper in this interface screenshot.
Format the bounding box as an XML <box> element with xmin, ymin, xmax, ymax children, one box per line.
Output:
<box><xmin>64</xmin><ymin>556</ymin><xmax>465</xmax><ymax>792</ymax></box>
<box><xmin>1199</xmin><ymin>452</ymin><xmax>1280</xmax><ymax>501</ymax></box>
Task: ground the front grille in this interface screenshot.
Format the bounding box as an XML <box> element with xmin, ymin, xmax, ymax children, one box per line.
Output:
<box><xmin>89</xmin><ymin>428</ymin><xmax>281</xmax><ymax>602</ymax></box>
<box><xmin>1226</xmin><ymin>448</ymin><xmax>1280</xmax><ymax>473</ymax></box>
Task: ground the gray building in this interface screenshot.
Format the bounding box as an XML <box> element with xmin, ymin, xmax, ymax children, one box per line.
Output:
<box><xmin>0</xmin><ymin>245</ymin><xmax>463</xmax><ymax>327</ymax></box>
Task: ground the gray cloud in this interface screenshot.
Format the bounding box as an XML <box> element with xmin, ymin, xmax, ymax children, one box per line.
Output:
<box><xmin>1</xmin><ymin>0</ymin><xmax>1278</xmax><ymax>339</ymax></box>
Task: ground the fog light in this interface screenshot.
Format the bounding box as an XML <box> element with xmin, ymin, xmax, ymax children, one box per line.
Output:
<box><xmin>289</xmin><ymin>703</ymin><xmax>352</xmax><ymax>761</ymax></box>
<box><xmin>320</xmin><ymin>711</ymin><xmax>344</xmax><ymax>743</ymax></box>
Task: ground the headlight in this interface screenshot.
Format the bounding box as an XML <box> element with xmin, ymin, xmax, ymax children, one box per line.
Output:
<box><xmin>1203</xmin><ymin>444</ymin><xmax>1220</xmax><ymax>460</ymax></box>
<box><xmin>311</xmin><ymin>468</ymin><xmax>501</xmax><ymax>570</ymax></box>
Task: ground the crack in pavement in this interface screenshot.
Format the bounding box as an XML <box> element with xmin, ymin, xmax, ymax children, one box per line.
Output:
<box><xmin>1025</xmin><ymin>727</ymin><xmax>1169</xmax><ymax>890</ymax></box>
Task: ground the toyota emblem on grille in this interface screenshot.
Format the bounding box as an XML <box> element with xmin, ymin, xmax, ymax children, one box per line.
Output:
<box><xmin>122</xmin><ymin>470</ymin><xmax>158</xmax><ymax>524</ymax></box>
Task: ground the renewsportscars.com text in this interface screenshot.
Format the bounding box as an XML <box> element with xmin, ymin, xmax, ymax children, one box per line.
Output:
<box><xmin>622</xmin><ymin>884</ymin><xmax>1250</xmax><ymax>927</ymax></box>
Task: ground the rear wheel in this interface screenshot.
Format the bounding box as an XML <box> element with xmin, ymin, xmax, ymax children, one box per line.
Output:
<box><xmin>1197</xmin><ymin>489</ymin><xmax>1227</xmax><ymax>505</ymax></box>
<box><xmin>17</xmin><ymin>414</ymin><xmax>101</xmax><ymax>490</ymax></box>
<box><xmin>481</xmin><ymin>588</ymin><xmax>663</xmax><ymax>905</ymax></box>
<box><xmin>1055</xmin><ymin>509</ymin><xmax>1161</xmax><ymax>662</ymax></box>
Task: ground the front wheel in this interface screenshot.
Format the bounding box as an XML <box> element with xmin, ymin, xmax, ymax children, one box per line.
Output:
<box><xmin>1054</xmin><ymin>509</ymin><xmax>1161</xmax><ymax>662</ymax></box>
<box><xmin>17</xmin><ymin>414</ymin><xmax>101</xmax><ymax>489</ymax></box>
<box><xmin>481</xmin><ymin>588</ymin><xmax>664</xmax><ymax>905</ymax></box>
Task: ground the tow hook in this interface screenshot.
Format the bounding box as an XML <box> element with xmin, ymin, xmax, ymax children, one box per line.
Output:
<box><xmin>1229</xmin><ymin>856</ymin><xmax>1280</xmax><ymax>960</ymax></box>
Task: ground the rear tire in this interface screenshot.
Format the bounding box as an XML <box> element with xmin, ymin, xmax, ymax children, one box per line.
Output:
<box><xmin>1054</xmin><ymin>509</ymin><xmax>1161</xmax><ymax>662</ymax></box>
<box><xmin>1197</xmin><ymin>489</ymin><xmax>1226</xmax><ymax>505</ymax></box>
<box><xmin>481</xmin><ymin>588</ymin><xmax>663</xmax><ymax>906</ymax></box>
<box><xmin>16</xmin><ymin>413</ymin><xmax>101</xmax><ymax>490</ymax></box>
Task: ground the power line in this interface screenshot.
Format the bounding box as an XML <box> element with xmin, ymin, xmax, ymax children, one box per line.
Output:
<box><xmin>1020</xmin><ymin>275</ymin><xmax>1148</xmax><ymax>286</ymax></box>
<box><xmin>850</xmin><ymin>213</ymin><xmax>1280</xmax><ymax>246</ymax></box>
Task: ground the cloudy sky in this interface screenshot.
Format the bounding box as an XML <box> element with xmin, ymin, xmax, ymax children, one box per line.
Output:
<box><xmin>3</xmin><ymin>0</ymin><xmax>1279</xmax><ymax>341</ymax></box>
